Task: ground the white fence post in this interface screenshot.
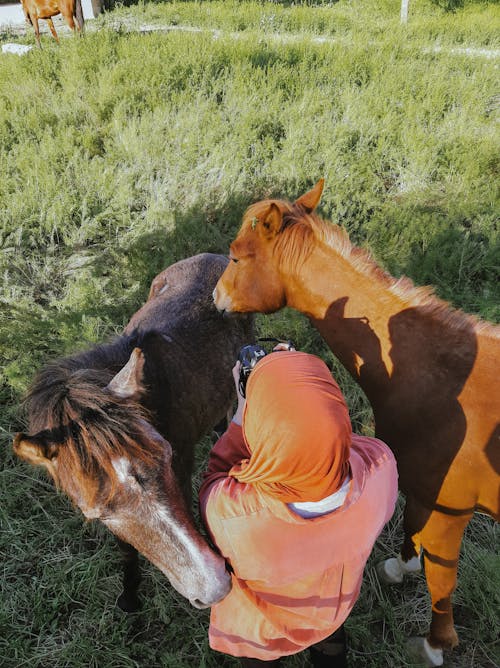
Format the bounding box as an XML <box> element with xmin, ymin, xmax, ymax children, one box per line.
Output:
<box><xmin>401</xmin><ymin>0</ymin><xmax>409</xmax><ymax>23</ymax></box>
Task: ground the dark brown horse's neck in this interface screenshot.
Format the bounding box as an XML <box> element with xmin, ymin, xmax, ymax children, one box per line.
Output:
<box><xmin>70</xmin><ymin>335</ymin><xmax>136</xmax><ymax>377</ymax></box>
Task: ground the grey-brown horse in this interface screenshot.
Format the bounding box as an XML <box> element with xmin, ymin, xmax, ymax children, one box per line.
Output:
<box><xmin>14</xmin><ymin>253</ymin><xmax>253</xmax><ymax>610</ymax></box>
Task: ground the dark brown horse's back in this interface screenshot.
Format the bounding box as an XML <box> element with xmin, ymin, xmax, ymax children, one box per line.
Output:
<box><xmin>127</xmin><ymin>253</ymin><xmax>231</xmax><ymax>333</ymax></box>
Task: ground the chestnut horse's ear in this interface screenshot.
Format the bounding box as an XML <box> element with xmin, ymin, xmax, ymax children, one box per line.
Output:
<box><xmin>260</xmin><ymin>203</ymin><xmax>283</xmax><ymax>240</ymax></box>
<box><xmin>13</xmin><ymin>432</ymin><xmax>59</xmax><ymax>466</ymax></box>
<box><xmin>106</xmin><ymin>347</ymin><xmax>145</xmax><ymax>399</ymax></box>
<box><xmin>294</xmin><ymin>179</ymin><xmax>325</xmax><ymax>213</ymax></box>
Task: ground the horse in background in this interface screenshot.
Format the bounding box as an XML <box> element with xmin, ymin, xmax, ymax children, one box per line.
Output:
<box><xmin>213</xmin><ymin>181</ymin><xmax>499</xmax><ymax>667</ymax></box>
<box><xmin>14</xmin><ymin>253</ymin><xmax>254</xmax><ymax>610</ymax></box>
<box><xmin>20</xmin><ymin>0</ymin><xmax>84</xmax><ymax>47</ymax></box>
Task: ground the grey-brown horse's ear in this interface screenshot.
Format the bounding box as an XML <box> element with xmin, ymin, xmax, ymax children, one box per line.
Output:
<box><xmin>106</xmin><ymin>347</ymin><xmax>146</xmax><ymax>399</ymax></box>
<box><xmin>13</xmin><ymin>432</ymin><xmax>59</xmax><ymax>465</ymax></box>
<box><xmin>260</xmin><ymin>203</ymin><xmax>283</xmax><ymax>240</ymax></box>
<box><xmin>295</xmin><ymin>179</ymin><xmax>325</xmax><ymax>213</ymax></box>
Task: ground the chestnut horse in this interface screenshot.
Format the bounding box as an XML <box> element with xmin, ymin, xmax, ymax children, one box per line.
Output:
<box><xmin>14</xmin><ymin>253</ymin><xmax>253</xmax><ymax>610</ymax></box>
<box><xmin>20</xmin><ymin>0</ymin><xmax>84</xmax><ymax>47</ymax></box>
<box><xmin>213</xmin><ymin>182</ymin><xmax>499</xmax><ymax>667</ymax></box>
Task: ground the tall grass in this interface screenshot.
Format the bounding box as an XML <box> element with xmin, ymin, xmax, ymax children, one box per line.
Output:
<box><xmin>1</xmin><ymin>1</ymin><xmax>499</xmax><ymax>666</ymax></box>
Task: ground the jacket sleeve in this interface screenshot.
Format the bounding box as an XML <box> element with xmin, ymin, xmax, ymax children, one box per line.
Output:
<box><xmin>199</xmin><ymin>421</ymin><xmax>250</xmax><ymax>507</ymax></box>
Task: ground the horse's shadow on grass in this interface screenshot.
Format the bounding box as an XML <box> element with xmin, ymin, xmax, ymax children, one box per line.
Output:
<box><xmin>89</xmin><ymin>192</ymin><xmax>254</xmax><ymax>318</ymax></box>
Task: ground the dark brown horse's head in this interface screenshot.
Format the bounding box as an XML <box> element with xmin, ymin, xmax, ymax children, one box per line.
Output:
<box><xmin>13</xmin><ymin>347</ymin><xmax>231</xmax><ymax>608</ymax></box>
<box><xmin>213</xmin><ymin>179</ymin><xmax>325</xmax><ymax>314</ymax></box>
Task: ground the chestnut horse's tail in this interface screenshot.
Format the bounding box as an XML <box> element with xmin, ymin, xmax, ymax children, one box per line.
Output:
<box><xmin>75</xmin><ymin>0</ymin><xmax>84</xmax><ymax>32</ymax></box>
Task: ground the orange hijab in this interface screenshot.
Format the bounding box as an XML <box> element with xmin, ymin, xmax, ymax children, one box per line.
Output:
<box><xmin>229</xmin><ymin>352</ymin><xmax>351</xmax><ymax>503</ymax></box>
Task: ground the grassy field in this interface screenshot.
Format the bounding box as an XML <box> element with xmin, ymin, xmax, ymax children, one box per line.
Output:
<box><xmin>1</xmin><ymin>0</ymin><xmax>499</xmax><ymax>666</ymax></box>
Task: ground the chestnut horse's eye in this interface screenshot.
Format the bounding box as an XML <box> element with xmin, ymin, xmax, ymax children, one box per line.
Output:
<box><xmin>230</xmin><ymin>256</ymin><xmax>238</xmax><ymax>264</ymax></box>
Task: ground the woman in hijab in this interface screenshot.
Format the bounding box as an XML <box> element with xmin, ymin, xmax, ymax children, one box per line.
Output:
<box><xmin>199</xmin><ymin>349</ymin><xmax>398</xmax><ymax>667</ymax></box>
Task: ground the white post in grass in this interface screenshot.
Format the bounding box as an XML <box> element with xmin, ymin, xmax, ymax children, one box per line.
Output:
<box><xmin>401</xmin><ymin>0</ymin><xmax>409</xmax><ymax>23</ymax></box>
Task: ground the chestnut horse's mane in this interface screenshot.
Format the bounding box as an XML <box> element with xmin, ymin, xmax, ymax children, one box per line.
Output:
<box><xmin>247</xmin><ymin>199</ymin><xmax>498</xmax><ymax>337</ymax></box>
<box><xmin>23</xmin><ymin>337</ymin><xmax>163</xmax><ymax>495</ymax></box>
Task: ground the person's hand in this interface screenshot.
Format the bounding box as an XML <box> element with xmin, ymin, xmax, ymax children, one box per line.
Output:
<box><xmin>273</xmin><ymin>342</ymin><xmax>296</xmax><ymax>352</ymax></box>
<box><xmin>231</xmin><ymin>361</ymin><xmax>246</xmax><ymax>426</ymax></box>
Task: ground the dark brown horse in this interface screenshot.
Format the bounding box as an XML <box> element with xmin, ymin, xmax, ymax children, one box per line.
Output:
<box><xmin>20</xmin><ymin>0</ymin><xmax>84</xmax><ymax>47</ymax></box>
<box><xmin>14</xmin><ymin>253</ymin><xmax>253</xmax><ymax>610</ymax></box>
<box><xmin>213</xmin><ymin>182</ymin><xmax>499</xmax><ymax>666</ymax></box>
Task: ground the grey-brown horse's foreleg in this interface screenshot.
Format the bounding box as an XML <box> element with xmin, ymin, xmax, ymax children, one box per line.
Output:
<box><xmin>115</xmin><ymin>537</ymin><xmax>141</xmax><ymax>612</ymax></box>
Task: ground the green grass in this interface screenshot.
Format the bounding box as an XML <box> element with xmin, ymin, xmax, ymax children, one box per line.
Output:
<box><xmin>1</xmin><ymin>1</ymin><xmax>499</xmax><ymax>666</ymax></box>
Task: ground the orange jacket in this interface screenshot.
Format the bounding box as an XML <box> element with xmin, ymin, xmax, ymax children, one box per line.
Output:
<box><xmin>199</xmin><ymin>353</ymin><xmax>398</xmax><ymax>660</ymax></box>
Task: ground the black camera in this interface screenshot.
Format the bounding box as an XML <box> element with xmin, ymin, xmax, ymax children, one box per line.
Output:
<box><xmin>237</xmin><ymin>339</ymin><xmax>295</xmax><ymax>397</ymax></box>
<box><xmin>238</xmin><ymin>344</ymin><xmax>267</xmax><ymax>398</ymax></box>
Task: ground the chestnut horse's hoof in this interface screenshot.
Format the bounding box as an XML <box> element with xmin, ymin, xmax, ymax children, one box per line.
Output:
<box><xmin>407</xmin><ymin>638</ymin><xmax>444</xmax><ymax>667</ymax></box>
<box><xmin>376</xmin><ymin>554</ymin><xmax>421</xmax><ymax>584</ymax></box>
<box><xmin>117</xmin><ymin>592</ymin><xmax>141</xmax><ymax>613</ymax></box>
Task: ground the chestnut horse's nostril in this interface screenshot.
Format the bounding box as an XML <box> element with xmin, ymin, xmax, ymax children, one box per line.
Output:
<box><xmin>213</xmin><ymin>287</ymin><xmax>224</xmax><ymax>313</ymax></box>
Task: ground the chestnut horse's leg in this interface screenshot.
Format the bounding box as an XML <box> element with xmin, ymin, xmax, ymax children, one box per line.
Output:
<box><xmin>22</xmin><ymin>5</ymin><xmax>32</xmax><ymax>25</ymax></box>
<box><xmin>46</xmin><ymin>18</ymin><xmax>60</xmax><ymax>44</ymax></box>
<box><xmin>419</xmin><ymin>509</ymin><xmax>473</xmax><ymax>651</ymax></box>
<box><xmin>389</xmin><ymin>502</ymin><xmax>473</xmax><ymax>666</ymax></box>
<box><xmin>378</xmin><ymin>496</ymin><xmax>473</xmax><ymax>666</ymax></box>
<box><xmin>31</xmin><ymin>16</ymin><xmax>42</xmax><ymax>48</ymax></box>
<box><xmin>74</xmin><ymin>0</ymin><xmax>84</xmax><ymax>33</ymax></box>
<box><xmin>115</xmin><ymin>537</ymin><xmax>142</xmax><ymax>613</ymax></box>
<box><xmin>59</xmin><ymin>10</ymin><xmax>76</xmax><ymax>34</ymax></box>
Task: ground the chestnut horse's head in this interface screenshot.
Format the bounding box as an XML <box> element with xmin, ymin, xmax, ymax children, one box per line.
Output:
<box><xmin>214</xmin><ymin>180</ymin><xmax>325</xmax><ymax>314</ymax></box>
<box><xmin>13</xmin><ymin>347</ymin><xmax>231</xmax><ymax>609</ymax></box>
